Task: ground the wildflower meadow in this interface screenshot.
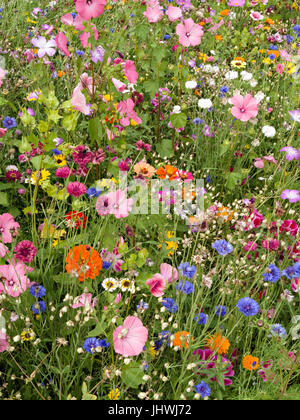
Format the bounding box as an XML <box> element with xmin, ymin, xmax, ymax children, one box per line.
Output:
<box><xmin>0</xmin><ymin>0</ymin><xmax>299</xmax><ymax>402</ymax></box>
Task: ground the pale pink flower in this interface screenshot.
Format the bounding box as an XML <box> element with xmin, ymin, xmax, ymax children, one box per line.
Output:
<box><xmin>112</xmin><ymin>77</ymin><xmax>126</xmax><ymax>93</ymax></box>
<box><xmin>31</xmin><ymin>36</ymin><xmax>57</xmax><ymax>58</ymax></box>
<box><xmin>75</xmin><ymin>0</ymin><xmax>106</xmax><ymax>21</ymax></box>
<box><xmin>176</xmin><ymin>18</ymin><xmax>204</xmax><ymax>47</ymax></box>
<box><xmin>78</xmin><ymin>73</ymin><xmax>94</xmax><ymax>95</ymax></box>
<box><xmin>0</xmin><ymin>67</ymin><xmax>8</xmax><ymax>87</ymax></box>
<box><xmin>230</xmin><ymin>94</ymin><xmax>258</xmax><ymax>122</ymax></box>
<box><xmin>0</xmin><ymin>331</ymin><xmax>9</xmax><ymax>353</ymax></box>
<box><xmin>144</xmin><ymin>7</ymin><xmax>163</xmax><ymax>23</ymax></box>
<box><xmin>115</xmin><ymin>293</ymin><xmax>122</xmax><ymax>304</ymax></box>
<box><xmin>107</xmin><ymin>189</ymin><xmax>134</xmax><ymax>219</ymax></box>
<box><xmin>250</xmin><ymin>10</ymin><xmax>264</xmax><ymax>20</ymax></box>
<box><xmin>61</xmin><ymin>13</ymin><xmax>75</xmax><ymax>26</ymax></box>
<box><xmin>113</xmin><ymin>316</ymin><xmax>148</xmax><ymax>356</ymax></box>
<box><xmin>146</xmin><ymin>273</ymin><xmax>165</xmax><ymax>297</ymax></box>
<box><xmin>124</xmin><ymin>60</ymin><xmax>138</xmax><ymax>84</ymax></box>
<box><xmin>0</xmin><ymin>243</ymin><xmax>8</xmax><ymax>258</ymax></box>
<box><xmin>0</xmin><ymin>213</ymin><xmax>20</xmax><ymax>244</ymax></box>
<box><xmin>160</xmin><ymin>263</ymin><xmax>179</xmax><ymax>284</ymax></box>
<box><xmin>72</xmin><ymin>293</ymin><xmax>97</xmax><ymax>309</ymax></box>
<box><xmin>166</xmin><ymin>6</ymin><xmax>182</xmax><ymax>22</ymax></box>
<box><xmin>0</xmin><ymin>262</ymin><xmax>30</xmax><ymax>298</ymax></box>
<box><xmin>56</xmin><ymin>32</ymin><xmax>71</xmax><ymax>57</ymax></box>
<box><xmin>72</xmin><ymin>86</ymin><xmax>91</xmax><ymax>115</ymax></box>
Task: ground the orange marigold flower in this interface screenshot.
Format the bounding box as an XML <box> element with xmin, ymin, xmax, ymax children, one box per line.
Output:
<box><xmin>206</xmin><ymin>332</ymin><xmax>230</xmax><ymax>355</ymax></box>
<box><xmin>173</xmin><ymin>331</ymin><xmax>192</xmax><ymax>349</ymax></box>
<box><xmin>265</xmin><ymin>18</ymin><xmax>274</xmax><ymax>25</ymax></box>
<box><xmin>215</xmin><ymin>35</ymin><xmax>223</xmax><ymax>41</ymax></box>
<box><xmin>268</xmin><ymin>50</ymin><xmax>280</xmax><ymax>58</ymax></box>
<box><xmin>217</xmin><ymin>205</ymin><xmax>234</xmax><ymax>222</ymax></box>
<box><xmin>242</xmin><ymin>355</ymin><xmax>259</xmax><ymax>371</ymax></box>
<box><xmin>156</xmin><ymin>165</ymin><xmax>178</xmax><ymax>180</ymax></box>
<box><xmin>65</xmin><ymin>245</ymin><xmax>103</xmax><ymax>282</ymax></box>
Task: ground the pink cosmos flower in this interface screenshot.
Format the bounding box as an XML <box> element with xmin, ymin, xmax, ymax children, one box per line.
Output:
<box><xmin>0</xmin><ymin>331</ymin><xmax>9</xmax><ymax>353</ymax></box>
<box><xmin>72</xmin><ymin>86</ymin><xmax>91</xmax><ymax>115</ymax></box>
<box><xmin>228</xmin><ymin>0</ymin><xmax>245</xmax><ymax>5</ymax></box>
<box><xmin>124</xmin><ymin>60</ymin><xmax>138</xmax><ymax>84</ymax></box>
<box><xmin>31</xmin><ymin>36</ymin><xmax>57</xmax><ymax>58</ymax></box>
<box><xmin>0</xmin><ymin>213</ymin><xmax>20</xmax><ymax>244</ymax></box>
<box><xmin>75</xmin><ymin>0</ymin><xmax>106</xmax><ymax>21</ymax></box>
<box><xmin>166</xmin><ymin>6</ymin><xmax>182</xmax><ymax>22</ymax></box>
<box><xmin>66</xmin><ymin>181</ymin><xmax>87</xmax><ymax>197</ymax></box>
<box><xmin>0</xmin><ymin>128</ymin><xmax>7</xmax><ymax>138</ymax></box>
<box><xmin>160</xmin><ymin>263</ymin><xmax>179</xmax><ymax>284</ymax></box>
<box><xmin>280</xmin><ymin>146</ymin><xmax>300</xmax><ymax>161</ymax></box>
<box><xmin>113</xmin><ymin>316</ymin><xmax>148</xmax><ymax>357</ymax></box>
<box><xmin>72</xmin><ymin>292</ymin><xmax>97</xmax><ymax>309</ymax></box>
<box><xmin>281</xmin><ymin>189</ymin><xmax>300</xmax><ymax>203</ymax></box>
<box><xmin>56</xmin><ymin>32</ymin><xmax>71</xmax><ymax>57</ymax></box>
<box><xmin>176</xmin><ymin>18</ymin><xmax>204</xmax><ymax>47</ymax></box>
<box><xmin>144</xmin><ymin>6</ymin><xmax>164</xmax><ymax>23</ymax></box>
<box><xmin>0</xmin><ymin>67</ymin><xmax>8</xmax><ymax>87</ymax></box>
<box><xmin>0</xmin><ymin>261</ymin><xmax>30</xmax><ymax>298</ymax></box>
<box><xmin>14</xmin><ymin>240</ymin><xmax>37</xmax><ymax>263</ymax></box>
<box><xmin>230</xmin><ymin>94</ymin><xmax>258</xmax><ymax>122</ymax></box>
<box><xmin>146</xmin><ymin>273</ymin><xmax>165</xmax><ymax>297</ymax></box>
<box><xmin>117</xmin><ymin>98</ymin><xmax>142</xmax><ymax>127</ymax></box>
<box><xmin>250</xmin><ymin>10</ymin><xmax>264</xmax><ymax>20</ymax></box>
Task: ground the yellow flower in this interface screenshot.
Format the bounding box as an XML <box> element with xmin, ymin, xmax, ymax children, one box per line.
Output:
<box><xmin>21</xmin><ymin>329</ymin><xmax>36</xmax><ymax>342</ymax></box>
<box><xmin>108</xmin><ymin>389</ymin><xmax>120</xmax><ymax>400</ymax></box>
<box><xmin>231</xmin><ymin>59</ymin><xmax>246</xmax><ymax>69</ymax></box>
<box><xmin>31</xmin><ymin>169</ymin><xmax>50</xmax><ymax>185</ymax></box>
<box><xmin>104</xmin><ymin>94</ymin><xmax>113</xmax><ymax>102</ymax></box>
<box><xmin>130</xmin><ymin>119</ymin><xmax>137</xmax><ymax>127</ymax></box>
<box><xmin>54</xmin><ymin>155</ymin><xmax>67</xmax><ymax>166</ymax></box>
<box><xmin>262</xmin><ymin>58</ymin><xmax>272</xmax><ymax>65</ymax></box>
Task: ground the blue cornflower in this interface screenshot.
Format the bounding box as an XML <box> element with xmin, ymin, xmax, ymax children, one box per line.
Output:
<box><xmin>282</xmin><ymin>265</ymin><xmax>295</xmax><ymax>280</ymax></box>
<box><xmin>269</xmin><ymin>54</ymin><xmax>276</xmax><ymax>60</ymax></box>
<box><xmin>193</xmin><ymin>118</ymin><xmax>201</xmax><ymax>125</ymax></box>
<box><xmin>220</xmin><ymin>86</ymin><xmax>229</xmax><ymax>93</ymax></box>
<box><xmin>29</xmin><ymin>283</ymin><xmax>46</xmax><ymax>298</ymax></box>
<box><xmin>83</xmin><ymin>337</ymin><xmax>108</xmax><ymax>354</ymax></box>
<box><xmin>263</xmin><ymin>264</ymin><xmax>281</xmax><ymax>283</ymax></box>
<box><xmin>102</xmin><ymin>261</ymin><xmax>112</xmax><ymax>270</ymax></box>
<box><xmin>292</xmin><ymin>25</ymin><xmax>300</xmax><ymax>34</ymax></box>
<box><xmin>293</xmin><ymin>261</ymin><xmax>300</xmax><ymax>277</ymax></box>
<box><xmin>31</xmin><ymin>300</ymin><xmax>46</xmax><ymax>315</ymax></box>
<box><xmin>137</xmin><ymin>299</ymin><xmax>149</xmax><ymax>310</ymax></box>
<box><xmin>162</xmin><ymin>298</ymin><xmax>178</xmax><ymax>313</ymax></box>
<box><xmin>268</xmin><ymin>45</ymin><xmax>278</xmax><ymax>50</ymax></box>
<box><xmin>236</xmin><ymin>297</ymin><xmax>260</xmax><ymax>317</ymax></box>
<box><xmin>195</xmin><ymin>381</ymin><xmax>211</xmax><ymax>398</ymax></box>
<box><xmin>176</xmin><ymin>280</ymin><xmax>194</xmax><ymax>295</ymax></box>
<box><xmin>52</xmin><ymin>148</ymin><xmax>62</xmax><ymax>155</ymax></box>
<box><xmin>154</xmin><ymin>331</ymin><xmax>170</xmax><ymax>350</ymax></box>
<box><xmin>269</xmin><ymin>324</ymin><xmax>287</xmax><ymax>338</ymax></box>
<box><xmin>52</xmin><ymin>71</ymin><xmax>58</xmax><ymax>79</ymax></box>
<box><xmin>2</xmin><ymin>117</ymin><xmax>17</xmax><ymax>129</ymax></box>
<box><xmin>163</xmin><ymin>34</ymin><xmax>171</xmax><ymax>40</ymax></box>
<box><xmin>87</xmin><ymin>187</ymin><xmax>101</xmax><ymax>198</ymax></box>
<box><xmin>215</xmin><ymin>305</ymin><xmax>227</xmax><ymax>317</ymax></box>
<box><xmin>71</xmin><ymin>12</ymin><xmax>77</xmax><ymax>18</ymax></box>
<box><xmin>98</xmin><ymin>338</ymin><xmax>110</xmax><ymax>348</ymax></box>
<box><xmin>212</xmin><ymin>240</ymin><xmax>233</xmax><ymax>256</ymax></box>
<box><xmin>76</xmin><ymin>50</ymin><xmax>85</xmax><ymax>56</ymax></box>
<box><xmin>178</xmin><ymin>262</ymin><xmax>197</xmax><ymax>279</ymax></box>
<box><xmin>194</xmin><ymin>313</ymin><xmax>208</xmax><ymax>325</ymax></box>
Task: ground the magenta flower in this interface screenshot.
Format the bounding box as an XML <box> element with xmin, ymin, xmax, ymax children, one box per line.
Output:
<box><xmin>0</xmin><ymin>331</ymin><xmax>9</xmax><ymax>353</ymax></box>
<box><xmin>281</xmin><ymin>189</ymin><xmax>300</xmax><ymax>203</ymax></box>
<box><xmin>0</xmin><ymin>213</ymin><xmax>20</xmax><ymax>244</ymax></box>
<box><xmin>146</xmin><ymin>273</ymin><xmax>165</xmax><ymax>297</ymax></box>
<box><xmin>14</xmin><ymin>240</ymin><xmax>37</xmax><ymax>263</ymax></box>
<box><xmin>66</xmin><ymin>181</ymin><xmax>87</xmax><ymax>197</ymax></box>
<box><xmin>176</xmin><ymin>18</ymin><xmax>204</xmax><ymax>47</ymax></box>
<box><xmin>280</xmin><ymin>146</ymin><xmax>300</xmax><ymax>161</ymax></box>
<box><xmin>113</xmin><ymin>316</ymin><xmax>148</xmax><ymax>357</ymax></box>
<box><xmin>56</xmin><ymin>166</ymin><xmax>70</xmax><ymax>179</ymax></box>
<box><xmin>230</xmin><ymin>94</ymin><xmax>258</xmax><ymax>122</ymax></box>
<box><xmin>193</xmin><ymin>348</ymin><xmax>235</xmax><ymax>386</ymax></box>
<box><xmin>75</xmin><ymin>0</ymin><xmax>106</xmax><ymax>21</ymax></box>
<box><xmin>0</xmin><ymin>128</ymin><xmax>7</xmax><ymax>137</ymax></box>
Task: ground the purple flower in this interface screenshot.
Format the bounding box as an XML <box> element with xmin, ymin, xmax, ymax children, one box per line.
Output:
<box><xmin>289</xmin><ymin>110</ymin><xmax>300</xmax><ymax>123</ymax></box>
<box><xmin>31</xmin><ymin>36</ymin><xmax>57</xmax><ymax>58</ymax></box>
<box><xmin>281</xmin><ymin>189</ymin><xmax>300</xmax><ymax>203</ymax></box>
<box><xmin>90</xmin><ymin>45</ymin><xmax>105</xmax><ymax>63</ymax></box>
<box><xmin>195</xmin><ymin>381</ymin><xmax>211</xmax><ymax>398</ymax></box>
<box><xmin>212</xmin><ymin>240</ymin><xmax>233</xmax><ymax>256</ymax></box>
<box><xmin>280</xmin><ymin>146</ymin><xmax>300</xmax><ymax>161</ymax></box>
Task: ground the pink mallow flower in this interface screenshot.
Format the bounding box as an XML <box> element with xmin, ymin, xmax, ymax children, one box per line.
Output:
<box><xmin>0</xmin><ymin>67</ymin><xmax>8</xmax><ymax>87</ymax></box>
<box><xmin>0</xmin><ymin>331</ymin><xmax>9</xmax><ymax>353</ymax></box>
<box><xmin>166</xmin><ymin>6</ymin><xmax>182</xmax><ymax>22</ymax></box>
<box><xmin>146</xmin><ymin>273</ymin><xmax>165</xmax><ymax>297</ymax></box>
<box><xmin>0</xmin><ymin>213</ymin><xmax>20</xmax><ymax>244</ymax></box>
<box><xmin>75</xmin><ymin>0</ymin><xmax>106</xmax><ymax>21</ymax></box>
<box><xmin>56</xmin><ymin>32</ymin><xmax>71</xmax><ymax>57</ymax></box>
<box><xmin>124</xmin><ymin>60</ymin><xmax>138</xmax><ymax>84</ymax></box>
<box><xmin>160</xmin><ymin>263</ymin><xmax>179</xmax><ymax>284</ymax></box>
<box><xmin>0</xmin><ymin>261</ymin><xmax>31</xmax><ymax>298</ymax></box>
<box><xmin>113</xmin><ymin>316</ymin><xmax>148</xmax><ymax>357</ymax></box>
<box><xmin>230</xmin><ymin>94</ymin><xmax>258</xmax><ymax>122</ymax></box>
<box><xmin>176</xmin><ymin>18</ymin><xmax>204</xmax><ymax>47</ymax></box>
<box><xmin>72</xmin><ymin>86</ymin><xmax>92</xmax><ymax>115</ymax></box>
<box><xmin>72</xmin><ymin>292</ymin><xmax>97</xmax><ymax>310</ymax></box>
<box><xmin>14</xmin><ymin>240</ymin><xmax>37</xmax><ymax>263</ymax></box>
<box><xmin>117</xmin><ymin>98</ymin><xmax>142</xmax><ymax>127</ymax></box>
<box><xmin>144</xmin><ymin>6</ymin><xmax>164</xmax><ymax>23</ymax></box>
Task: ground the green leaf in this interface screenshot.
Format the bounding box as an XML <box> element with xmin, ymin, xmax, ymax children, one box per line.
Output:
<box><xmin>0</xmin><ymin>192</ymin><xmax>9</xmax><ymax>207</ymax></box>
<box><xmin>156</xmin><ymin>139</ymin><xmax>174</xmax><ymax>158</ymax></box>
<box><xmin>122</xmin><ymin>363</ymin><xmax>144</xmax><ymax>389</ymax></box>
<box><xmin>226</xmin><ymin>171</ymin><xmax>242</xmax><ymax>190</ymax></box>
<box><xmin>135</xmin><ymin>24</ymin><xmax>150</xmax><ymax>40</ymax></box>
<box><xmin>88</xmin><ymin>118</ymin><xmax>102</xmax><ymax>141</ymax></box>
<box><xmin>143</xmin><ymin>80</ymin><xmax>159</xmax><ymax>98</ymax></box>
<box><xmin>170</xmin><ymin>113</ymin><xmax>187</xmax><ymax>129</ymax></box>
